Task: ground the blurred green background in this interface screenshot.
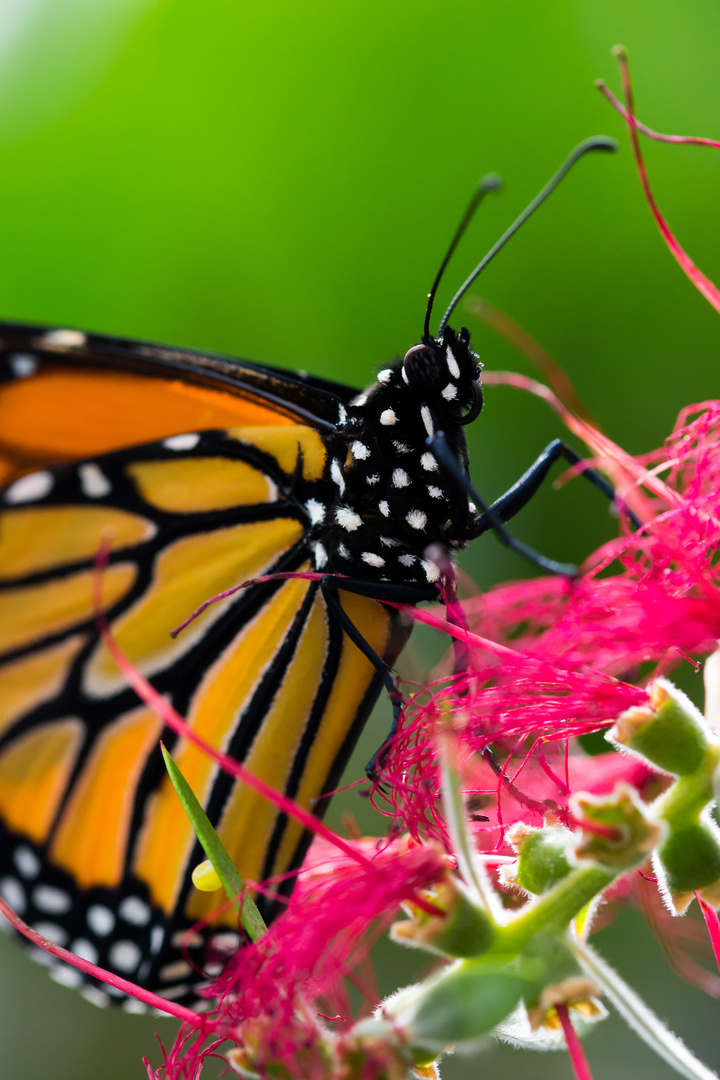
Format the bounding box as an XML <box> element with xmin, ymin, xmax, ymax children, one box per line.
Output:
<box><xmin>2</xmin><ymin>0</ymin><xmax>720</xmax><ymax>1076</ymax></box>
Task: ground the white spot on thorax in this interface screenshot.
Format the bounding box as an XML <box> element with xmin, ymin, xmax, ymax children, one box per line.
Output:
<box><xmin>376</xmin><ymin>369</ymin><xmax>393</xmax><ymax>384</ymax></box>
<box><xmin>331</xmin><ymin>458</ymin><xmax>346</xmax><ymax>495</ymax></box>
<box><xmin>380</xmin><ymin>536</ymin><xmax>400</xmax><ymax>547</ymax></box>
<box><xmin>8</xmin><ymin>352</ymin><xmax>37</xmax><ymax>377</ymax></box>
<box><xmin>337</xmin><ymin>541</ymin><xmax>350</xmax><ymax>559</ymax></box>
<box><xmin>361</xmin><ymin>552</ymin><xmax>385</xmax><ymax>567</ymax></box>
<box><xmin>380</xmin><ymin>409</ymin><xmax>397</xmax><ymax>426</ymax></box>
<box><xmin>4</xmin><ymin>470</ymin><xmax>54</xmax><ymax>504</ymax></box>
<box><xmin>118</xmin><ymin>895</ymin><xmax>151</xmax><ymax>925</ymax></box>
<box><xmin>392</xmin><ymin>468</ymin><xmax>409</xmax><ymax>488</ymax></box>
<box><xmin>351</xmin><ymin>440</ymin><xmax>370</xmax><ymax>460</ymax></box>
<box><xmin>421</xmin><ymin>406</ymin><xmax>434</xmax><ymax>436</ymax></box>
<box><xmin>313</xmin><ymin>542</ymin><xmax>328</xmax><ymax>569</ymax></box>
<box><xmin>163</xmin><ymin>432</ymin><xmax>200</xmax><ymax>452</ymax></box>
<box><xmin>13</xmin><ymin>846</ymin><xmax>40</xmax><ymax>879</ymax></box>
<box><xmin>427</xmin><ymin>485</ymin><xmax>443</xmax><ymax>498</ymax></box>
<box><xmin>420</xmin><ymin>452</ymin><xmax>438</xmax><ymax>472</ymax></box>
<box><xmin>365</xmin><ymin>474</ymin><xmax>380</xmax><ymax>485</ymax></box>
<box><xmin>378</xmin><ymin>500</ymin><xmax>389</xmax><ymax>517</ymax></box>
<box><xmin>79</xmin><ymin>462</ymin><xmax>111</xmax><ymax>498</ymax></box>
<box><xmin>305</xmin><ymin>497</ymin><xmax>326</xmax><ymax>524</ymax></box>
<box><xmin>392</xmin><ymin>441</ymin><xmax>410</xmax><ymax>454</ymax></box>
<box><xmin>445</xmin><ymin>347</ymin><xmax>460</xmax><ymax>379</ymax></box>
<box><xmin>422</xmin><ymin>558</ymin><xmax>441</xmax><ymax>583</ymax></box>
<box><xmin>32</xmin><ymin>884</ymin><xmax>71</xmax><ymax>914</ymax></box>
<box><xmin>336</xmin><ymin>506</ymin><xmax>363</xmax><ymax>531</ymax></box>
<box><xmin>43</xmin><ymin>329</ymin><xmax>87</xmax><ymax>349</ymax></box>
<box><xmin>108</xmin><ymin>939</ymin><xmax>142</xmax><ymax>973</ymax></box>
<box><xmin>441</xmin><ymin>383</ymin><xmax>458</xmax><ymax>400</ymax></box>
<box><xmin>352</xmin><ymin>393</ymin><xmax>368</xmax><ymax>407</ymax></box>
<box><xmin>401</xmin><ymin>366</ymin><xmax>410</xmax><ymax>385</ymax></box>
<box><xmin>398</xmin><ymin>553</ymin><xmax>416</xmax><ymax>567</ymax></box>
<box><xmin>338</xmin><ymin>404</ymin><xmax>348</xmax><ymax>423</ymax></box>
<box><xmin>406</xmin><ymin>509</ymin><xmax>427</xmax><ymax>530</ymax></box>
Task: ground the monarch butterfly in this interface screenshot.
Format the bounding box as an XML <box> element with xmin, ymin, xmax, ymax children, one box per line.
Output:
<box><xmin>0</xmin><ymin>137</ymin><xmax>617</xmax><ymax>1009</ymax></box>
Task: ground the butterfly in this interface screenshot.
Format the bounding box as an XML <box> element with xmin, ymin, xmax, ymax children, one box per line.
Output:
<box><xmin>0</xmin><ymin>137</ymin><xmax>617</xmax><ymax>1010</ymax></box>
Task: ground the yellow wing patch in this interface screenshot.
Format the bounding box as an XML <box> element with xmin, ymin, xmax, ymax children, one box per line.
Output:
<box><xmin>226</xmin><ymin>426</ymin><xmax>327</xmax><ymax>481</ymax></box>
<box><xmin>83</xmin><ymin>518</ymin><xmax>304</xmax><ymax>698</ymax></box>
<box><xmin>0</xmin><ymin>505</ymin><xmax>155</xmax><ymax>580</ymax></box>
<box><xmin>126</xmin><ymin>457</ymin><xmax>277</xmax><ymax>513</ymax></box>
<box><xmin>0</xmin><ymin>563</ymin><xmax>136</xmax><ymax>655</ymax></box>
<box><xmin>0</xmin><ymin>718</ymin><xmax>84</xmax><ymax>841</ymax></box>
<box><xmin>51</xmin><ymin>706</ymin><xmax>164</xmax><ymax>889</ymax></box>
<box><xmin>133</xmin><ymin>573</ymin><xmax>315</xmax><ymax>914</ymax></box>
<box><xmin>0</xmin><ymin>635</ymin><xmax>86</xmax><ymax>736</ymax></box>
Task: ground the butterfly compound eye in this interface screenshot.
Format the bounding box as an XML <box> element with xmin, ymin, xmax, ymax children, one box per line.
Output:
<box><xmin>402</xmin><ymin>343</ymin><xmax>444</xmax><ymax>392</ymax></box>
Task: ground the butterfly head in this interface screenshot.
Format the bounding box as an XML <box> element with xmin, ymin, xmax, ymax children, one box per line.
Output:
<box><xmin>402</xmin><ymin>324</ymin><xmax>483</xmax><ymax>427</ymax></box>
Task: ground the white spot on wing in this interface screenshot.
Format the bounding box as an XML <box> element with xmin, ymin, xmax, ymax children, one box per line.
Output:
<box><xmin>376</xmin><ymin>369</ymin><xmax>393</xmax><ymax>384</ymax></box>
<box><xmin>108</xmin><ymin>940</ymin><xmax>142</xmax><ymax>973</ymax></box>
<box><xmin>445</xmin><ymin>347</ymin><xmax>460</xmax><ymax>379</ymax></box>
<box><xmin>71</xmin><ymin>938</ymin><xmax>99</xmax><ymax>965</ymax></box>
<box><xmin>406</xmin><ymin>509</ymin><xmax>427</xmax><ymax>530</ymax></box>
<box><xmin>43</xmin><ymin>329</ymin><xmax>87</xmax><ymax>349</ymax></box>
<box><xmin>33</xmin><ymin>922</ymin><xmax>68</xmax><ymax>946</ymax></box>
<box><xmin>123</xmin><ymin>998</ymin><xmax>149</xmax><ymax>1015</ymax></box>
<box><xmin>13</xmin><ymin>847</ymin><xmax>40</xmax><ymax>879</ymax></box>
<box><xmin>32</xmin><ymin>885</ymin><xmax>71</xmax><ymax>914</ymax></box>
<box><xmin>0</xmin><ymin>877</ymin><xmax>25</xmax><ymax>915</ymax></box>
<box><xmin>361</xmin><ymin>552</ymin><xmax>385</xmax><ymax>567</ymax></box>
<box><xmin>421</xmin><ymin>406</ymin><xmax>434</xmax><ymax>436</ymax></box>
<box><xmin>352</xmin><ymin>393</ymin><xmax>368</xmax><ymax>407</ymax></box>
<box><xmin>87</xmin><ymin>905</ymin><xmax>115</xmax><ymax>937</ymax></box>
<box><xmin>51</xmin><ymin>964</ymin><xmax>84</xmax><ymax>989</ymax></box>
<box><xmin>81</xmin><ymin>986</ymin><xmax>111</xmax><ymax>1008</ymax></box>
<box><xmin>118</xmin><ymin>895</ymin><xmax>151</xmax><ymax>925</ymax></box>
<box><xmin>338</xmin><ymin>404</ymin><xmax>347</xmax><ymax>423</ymax></box>
<box><xmin>392</xmin><ymin>468</ymin><xmax>409</xmax><ymax>488</ymax></box>
<box><xmin>378</xmin><ymin>500</ymin><xmax>390</xmax><ymax>517</ymax></box>
<box><xmin>4</xmin><ymin>471</ymin><xmax>54</xmax><ymax>504</ymax></box>
<box><xmin>79</xmin><ymin>463</ymin><xmax>111</xmax><ymax>498</ymax></box>
<box><xmin>8</xmin><ymin>353</ymin><xmax>37</xmax><ymax>377</ymax></box>
<box><xmin>336</xmin><ymin>506</ymin><xmax>363</xmax><ymax>531</ymax></box>
<box><xmin>380</xmin><ymin>409</ymin><xmax>397</xmax><ymax>426</ymax></box>
<box><xmin>159</xmin><ymin>960</ymin><xmax>193</xmax><ymax>981</ymax></box>
<box><xmin>420</xmin><ymin>452</ymin><xmax>438</xmax><ymax>472</ymax></box>
<box><xmin>163</xmin><ymin>433</ymin><xmax>200</xmax><ymax>452</ymax></box>
<box><xmin>150</xmin><ymin>925</ymin><xmax>165</xmax><ymax>954</ymax></box>
<box><xmin>305</xmin><ymin>498</ymin><xmax>326</xmax><ymax>525</ymax></box>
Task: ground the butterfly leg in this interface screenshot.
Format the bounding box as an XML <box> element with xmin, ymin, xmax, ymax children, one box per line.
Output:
<box><xmin>320</xmin><ymin>577</ymin><xmax>434</xmax><ymax>779</ymax></box>
<box><xmin>429</xmin><ymin>433</ymin><xmax>640</xmax><ymax>575</ymax></box>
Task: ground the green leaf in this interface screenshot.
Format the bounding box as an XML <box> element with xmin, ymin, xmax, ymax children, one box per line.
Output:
<box><xmin>161</xmin><ymin>744</ymin><xmax>267</xmax><ymax>942</ymax></box>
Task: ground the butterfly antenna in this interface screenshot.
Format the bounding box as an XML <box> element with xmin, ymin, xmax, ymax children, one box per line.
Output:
<box><xmin>423</xmin><ymin>173</ymin><xmax>503</xmax><ymax>341</ymax></box>
<box><xmin>437</xmin><ymin>135</ymin><xmax>618</xmax><ymax>335</ymax></box>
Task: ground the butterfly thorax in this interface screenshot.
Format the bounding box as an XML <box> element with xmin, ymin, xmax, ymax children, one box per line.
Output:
<box><xmin>314</xmin><ymin>325</ymin><xmax>482</xmax><ymax>587</ymax></box>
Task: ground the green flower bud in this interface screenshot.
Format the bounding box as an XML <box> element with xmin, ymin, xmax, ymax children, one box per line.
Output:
<box><xmin>391</xmin><ymin>878</ymin><xmax>494</xmax><ymax>959</ymax></box>
<box><xmin>611</xmin><ymin>681</ymin><xmax>709</xmax><ymax>776</ymax></box>
<box><xmin>657</xmin><ymin>818</ymin><xmax>720</xmax><ymax>897</ymax></box>
<box><xmin>509</xmin><ymin>824</ymin><xmax>573</xmax><ymax>895</ymax></box>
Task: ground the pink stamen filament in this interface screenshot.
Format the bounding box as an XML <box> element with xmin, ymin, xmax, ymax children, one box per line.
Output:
<box><xmin>557</xmin><ymin>1002</ymin><xmax>595</xmax><ymax>1080</ymax></box>
<box><xmin>697</xmin><ymin>894</ymin><xmax>720</xmax><ymax>973</ymax></box>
